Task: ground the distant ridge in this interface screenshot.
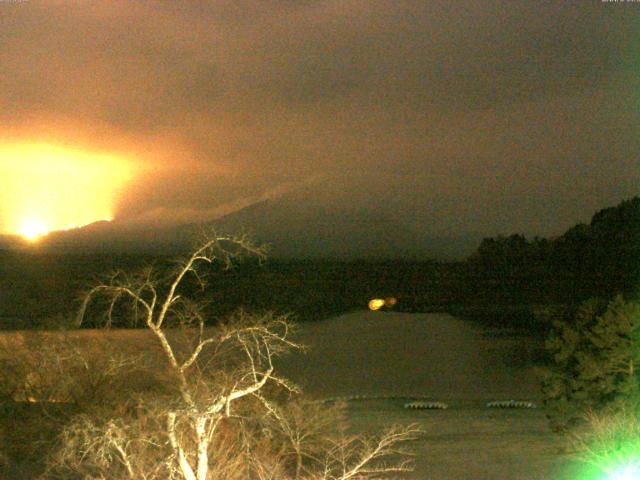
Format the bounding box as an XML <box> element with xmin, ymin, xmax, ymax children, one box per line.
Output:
<box><xmin>211</xmin><ymin>195</ymin><xmax>478</xmax><ymax>259</ymax></box>
<box><xmin>16</xmin><ymin>196</ymin><xmax>477</xmax><ymax>259</ymax></box>
<box><xmin>1</xmin><ymin>179</ymin><xmax>489</xmax><ymax>259</ymax></box>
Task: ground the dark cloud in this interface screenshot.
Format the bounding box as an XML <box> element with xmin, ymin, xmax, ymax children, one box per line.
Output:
<box><xmin>1</xmin><ymin>0</ymin><xmax>639</xmax><ymax>242</ymax></box>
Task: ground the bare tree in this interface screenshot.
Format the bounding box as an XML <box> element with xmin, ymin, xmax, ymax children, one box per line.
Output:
<box><xmin>43</xmin><ymin>234</ymin><xmax>420</xmax><ymax>480</ymax></box>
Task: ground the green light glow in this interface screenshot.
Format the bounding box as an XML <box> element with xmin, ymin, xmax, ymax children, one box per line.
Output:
<box><xmin>607</xmin><ymin>463</ymin><xmax>640</xmax><ymax>480</ymax></box>
<box><xmin>569</xmin><ymin>459</ymin><xmax>640</xmax><ymax>480</ymax></box>
<box><xmin>568</xmin><ymin>407</ymin><xmax>640</xmax><ymax>480</ymax></box>
<box><xmin>577</xmin><ymin>452</ymin><xmax>640</xmax><ymax>480</ymax></box>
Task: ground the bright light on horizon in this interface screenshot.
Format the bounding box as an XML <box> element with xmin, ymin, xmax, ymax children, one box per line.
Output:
<box><xmin>17</xmin><ymin>219</ymin><xmax>49</xmax><ymax>241</ymax></box>
<box><xmin>0</xmin><ymin>143</ymin><xmax>135</xmax><ymax>240</ymax></box>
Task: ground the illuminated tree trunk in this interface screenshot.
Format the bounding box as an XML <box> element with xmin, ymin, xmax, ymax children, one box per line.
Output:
<box><xmin>196</xmin><ymin>417</ymin><xmax>209</xmax><ymax>480</ymax></box>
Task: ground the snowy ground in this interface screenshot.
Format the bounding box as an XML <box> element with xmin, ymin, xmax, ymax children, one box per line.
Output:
<box><xmin>278</xmin><ymin>310</ymin><xmax>542</xmax><ymax>401</ymax></box>
<box><xmin>277</xmin><ymin>311</ymin><xmax>579</xmax><ymax>479</ymax></box>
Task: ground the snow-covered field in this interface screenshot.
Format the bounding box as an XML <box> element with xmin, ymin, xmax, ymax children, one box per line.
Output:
<box><xmin>278</xmin><ymin>311</ymin><xmax>578</xmax><ymax>479</ymax></box>
<box><xmin>278</xmin><ymin>310</ymin><xmax>542</xmax><ymax>401</ymax></box>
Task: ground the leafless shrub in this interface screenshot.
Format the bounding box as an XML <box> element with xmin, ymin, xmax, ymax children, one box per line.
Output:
<box><xmin>568</xmin><ymin>404</ymin><xmax>640</xmax><ymax>477</ymax></box>
<box><xmin>0</xmin><ymin>332</ymin><xmax>160</xmax><ymax>410</ymax></box>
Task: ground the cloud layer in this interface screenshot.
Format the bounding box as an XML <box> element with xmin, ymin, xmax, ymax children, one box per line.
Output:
<box><xmin>1</xmin><ymin>0</ymin><xmax>638</xmax><ymax>239</ymax></box>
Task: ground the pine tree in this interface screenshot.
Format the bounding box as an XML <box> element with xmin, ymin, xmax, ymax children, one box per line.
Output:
<box><xmin>542</xmin><ymin>296</ymin><xmax>640</xmax><ymax>430</ymax></box>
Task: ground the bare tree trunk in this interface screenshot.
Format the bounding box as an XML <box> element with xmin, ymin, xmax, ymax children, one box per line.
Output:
<box><xmin>196</xmin><ymin>417</ymin><xmax>209</xmax><ymax>480</ymax></box>
<box><xmin>168</xmin><ymin>412</ymin><xmax>197</xmax><ymax>480</ymax></box>
<box><xmin>148</xmin><ymin>322</ymin><xmax>194</xmax><ymax>406</ymax></box>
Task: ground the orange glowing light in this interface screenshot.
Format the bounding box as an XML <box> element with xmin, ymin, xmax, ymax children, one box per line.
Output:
<box><xmin>368</xmin><ymin>299</ymin><xmax>386</xmax><ymax>311</ymax></box>
<box><xmin>0</xmin><ymin>144</ymin><xmax>135</xmax><ymax>239</ymax></box>
<box><xmin>17</xmin><ymin>219</ymin><xmax>49</xmax><ymax>241</ymax></box>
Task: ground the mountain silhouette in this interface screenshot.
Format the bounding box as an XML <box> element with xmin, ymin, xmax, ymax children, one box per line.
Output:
<box><xmin>3</xmin><ymin>184</ymin><xmax>478</xmax><ymax>259</ymax></box>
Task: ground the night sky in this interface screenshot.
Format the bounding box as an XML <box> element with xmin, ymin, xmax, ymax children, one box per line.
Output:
<box><xmin>1</xmin><ymin>1</ymin><xmax>639</xmax><ymax>251</ymax></box>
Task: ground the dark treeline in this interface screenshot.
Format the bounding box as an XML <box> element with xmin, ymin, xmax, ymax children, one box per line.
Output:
<box><xmin>448</xmin><ymin>196</ymin><xmax>640</xmax><ymax>332</ymax></box>
<box><xmin>0</xmin><ymin>252</ymin><xmax>449</xmax><ymax>327</ymax></box>
<box><xmin>1</xmin><ymin>197</ymin><xmax>638</xmax><ymax>333</ymax></box>
<box><xmin>466</xmin><ymin>196</ymin><xmax>640</xmax><ymax>305</ymax></box>
<box><xmin>0</xmin><ymin>252</ymin><xmax>158</xmax><ymax>328</ymax></box>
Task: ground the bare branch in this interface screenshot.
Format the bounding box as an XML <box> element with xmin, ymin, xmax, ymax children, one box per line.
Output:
<box><xmin>180</xmin><ymin>338</ymin><xmax>217</xmax><ymax>371</ymax></box>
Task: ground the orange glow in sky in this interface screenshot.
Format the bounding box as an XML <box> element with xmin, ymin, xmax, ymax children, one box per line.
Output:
<box><xmin>0</xmin><ymin>144</ymin><xmax>135</xmax><ymax>240</ymax></box>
